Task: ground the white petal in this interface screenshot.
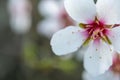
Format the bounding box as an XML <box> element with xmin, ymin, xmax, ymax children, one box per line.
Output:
<box><xmin>96</xmin><ymin>0</ymin><xmax>120</xmax><ymax>24</ymax></box>
<box><xmin>37</xmin><ymin>19</ymin><xmax>62</xmax><ymax>38</ymax></box>
<box><xmin>82</xmin><ymin>71</ymin><xmax>116</xmax><ymax>80</ymax></box>
<box><xmin>50</xmin><ymin>26</ymin><xmax>86</xmax><ymax>56</ymax></box>
<box><xmin>84</xmin><ymin>40</ymin><xmax>113</xmax><ymax>76</ymax></box>
<box><xmin>38</xmin><ymin>0</ymin><xmax>59</xmax><ymax>18</ymax></box>
<box><xmin>108</xmin><ymin>27</ymin><xmax>120</xmax><ymax>53</ymax></box>
<box><xmin>64</xmin><ymin>0</ymin><xmax>96</xmax><ymax>23</ymax></box>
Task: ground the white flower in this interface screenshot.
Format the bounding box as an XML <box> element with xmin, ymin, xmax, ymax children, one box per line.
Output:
<box><xmin>50</xmin><ymin>0</ymin><xmax>120</xmax><ymax>76</ymax></box>
<box><xmin>83</xmin><ymin>53</ymin><xmax>120</xmax><ymax>80</ymax></box>
<box><xmin>8</xmin><ymin>0</ymin><xmax>32</xmax><ymax>34</ymax></box>
<box><xmin>37</xmin><ymin>0</ymin><xmax>74</xmax><ymax>38</ymax></box>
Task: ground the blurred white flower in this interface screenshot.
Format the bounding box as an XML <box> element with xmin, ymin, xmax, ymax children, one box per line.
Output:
<box><xmin>8</xmin><ymin>0</ymin><xmax>32</xmax><ymax>34</ymax></box>
<box><xmin>50</xmin><ymin>0</ymin><xmax>120</xmax><ymax>76</ymax></box>
<box><xmin>37</xmin><ymin>0</ymin><xmax>74</xmax><ymax>38</ymax></box>
<box><xmin>37</xmin><ymin>18</ymin><xmax>62</xmax><ymax>38</ymax></box>
<box><xmin>83</xmin><ymin>53</ymin><xmax>120</xmax><ymax>80</ymax></box>
<box><xmin>38</xmin><ymin>0</ymin><xmax>59</xmax><ymax>18</ymax></box>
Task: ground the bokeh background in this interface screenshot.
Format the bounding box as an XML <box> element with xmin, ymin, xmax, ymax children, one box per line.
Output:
<box><xmin>0</xmin><ymin>0</ymin><xmax>96</xmax><ymax>80</ymax></box>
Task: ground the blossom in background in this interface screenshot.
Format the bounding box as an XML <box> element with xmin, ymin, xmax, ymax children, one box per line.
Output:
<box><xmin>83</xmin><ymin>53</ymin><xmax>120</xmax><ymax>80</ymax></box>
<box><xmin>37</xmin><ymin>0</ymin><xmax>74</xmax><ymax>38</ymax></box>
<box><xmin>50</xmin><ymin>0</ymin><xmax>120</xmax><ymax>76</ymax></box>
<box><xmin>8</xmin><ymin>0</ymin><xmax>32</xmax><ymax>34</ymax></box>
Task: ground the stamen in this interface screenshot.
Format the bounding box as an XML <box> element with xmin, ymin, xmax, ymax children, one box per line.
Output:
<box><xmin>83</xmin><ymin>37</ymin><xmax>91</xmax><ymax>46</ymax></box>
<box><xmin>101</xmin><ymin>35</ymin><xmax>112</xmax><ymax>44</ymax></box>
<box><xmin>105</xmin><ymin>36</ymin><xmax>112</xmax><ymax>44</ymax></box>
<box><xmin>105</xmin><ymin>25</ymin><xmax>114</xmax><ymax>29</ymax></box>
<box><xmin>79</xmin><ymin>23</ymin><xmax>87</xmax><ymax>29</ymax></box>
<box><xmin>113</xmin><ymin>24</ymin><xmax>120</xmax><ymax>28</ymax></box>
<box><xmin>89</xmin><ymin>28</ymin><xmax>94</xmax><ymax>35</ymax></box>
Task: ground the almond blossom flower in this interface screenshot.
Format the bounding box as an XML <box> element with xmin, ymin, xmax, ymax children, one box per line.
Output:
<box><xmin>37</xmin><ymin>0</ymin><xmax>74</xmax><ymax>38</ymax></box>
<box><xmin>8</xmin><ymin>0</ymin><xmax>32</xmax><ymax>34</ymax></box>
<box><xmin>50</xmin><ymin>0</ymin><xmax>120</xmax><ymax>76</ymax></box>
<box><xmin>83</xmin><ymin>53</ymin><xmax>120</xmax><ymax>80</ymax></box>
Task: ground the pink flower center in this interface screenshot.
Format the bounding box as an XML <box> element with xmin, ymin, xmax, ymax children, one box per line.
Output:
<box><xmin>86</xmin><ymin>20</ymin><xmax>107</xmax><ymax>40</ymax></box>
<box><xmin>80</xmin><ymin>18</ymin><xmax>112</xmax><ymax>45</ymax></box>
